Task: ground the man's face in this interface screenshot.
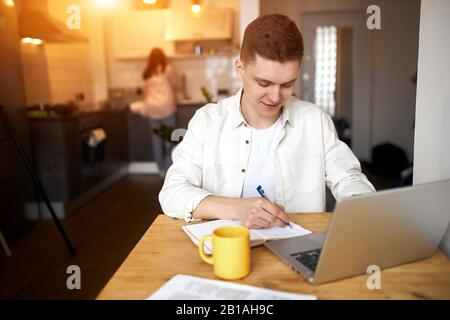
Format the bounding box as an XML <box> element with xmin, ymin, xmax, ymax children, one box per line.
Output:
<box><xmin>236</xmin><ymin>54</ymin><xmax>300</xmax><ymax>120</ymax></box>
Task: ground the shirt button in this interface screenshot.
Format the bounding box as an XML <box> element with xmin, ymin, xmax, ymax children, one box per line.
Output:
<box><xmin>241</xmin><ymin>169</ymin><xmax>246</xmax><ymax>173</ymax></box>
<box><xmin>245</xmin><ymin>140</ymin><xmax>249</xmax><ymax>144</ymax></box>
<box><xmin>244</xmin><ymin>123</ymin><xmax>248</xmax><ymax>127</ymax></box>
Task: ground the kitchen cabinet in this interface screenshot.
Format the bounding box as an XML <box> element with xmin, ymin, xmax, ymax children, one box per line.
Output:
<box><xmin>127</xmin><ymin>110</ymin><xmax>154</xmax><ymax>162</ymax></box>
<box><xmin>28</xmin><ymin>109</ymin><xmax>128</xmax><ymax>217</ymax></box>
<box><xmin>127</xmin><ymin>103</ymin><xmax>203</xmax><ymax>162</ymax></box>
<box><xmin>107</xmin><ymin>10</ymin><xmax>173</xmax><ymax>59</ymax></box>
<box><xmin>165</xmin><ymin>9</ymin><xmax>233</xmax><ymax>41</ymax></box>
<box><xmin>176</xmin><ymin>103</ymin><xmax>203</xmax><ymax>129</ymax></box>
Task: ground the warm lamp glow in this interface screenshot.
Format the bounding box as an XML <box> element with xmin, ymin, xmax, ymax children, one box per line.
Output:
<box><xmin>31</xmin><ymin>38</ymin><xmax>43</xmax><ymax>45</ymax></box>
<box><xmin>4</xmin><ymin>0</ymin><xmax>15</xmax><ymax>7</ymax></box>
<box><xmin>191</xmin><ymin>3</ymin><xmax>201</xmax><ymax>14</ymax></box>
<box><xmin>143</xmin><ymin>0</ymin><xmax>157</xmax><ymax>4</ymax></box>
<box><xmin>96</xmin><ymin>0</ymin><xmax>115</xmax><ymax>6</ymax></box>
<box><xmin>22</xmin><ymin>37</ymin><xmax>43</xmax><ymax>46</ymax></box>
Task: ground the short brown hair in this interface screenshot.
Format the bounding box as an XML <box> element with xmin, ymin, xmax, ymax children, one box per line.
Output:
<box><xmin>240</xmin><ymin>14</ymin><xmax>304</xmax><ymax>64</ymax></box>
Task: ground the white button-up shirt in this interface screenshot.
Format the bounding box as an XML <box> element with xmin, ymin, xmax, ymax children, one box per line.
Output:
<box><xmin>159</xmin><ymin>89</ymin><xmax>375</xmax><ymax>221</ymax></box>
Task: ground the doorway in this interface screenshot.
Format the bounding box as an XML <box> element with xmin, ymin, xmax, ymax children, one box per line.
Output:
<box><xmin>299</xmin><ymin>11</ymin><xmax>371</xmax><ymax>161</ymax></box>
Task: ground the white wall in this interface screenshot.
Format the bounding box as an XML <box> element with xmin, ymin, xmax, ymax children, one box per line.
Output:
<box><xmin>371</xmin><ymin>1</ymin><xmax>420</xmax><ymax>165</ymax></box>
<box><xmin>261</xmin><ymin>0</ymin><xmax>420</xmax><ymax>162</ymax></box>
<box><xmin>239</xmin><ymin>0</ymin><xmax>259</xmax><ymax>45</ymax></box>
<box><xmin>20</xmin><ymin>44</ymin><xmax>52</xmax><ymax>105</ymax></box>
<box><xmin>104</xmin><ymin>0</ymin><xmax>241</xmax><ymax>102</ymax></box>
<box><xmin>46</xmin><ymin>0</ymin><xmax>108</xmax><ymax>106</ymax></box>
<box><xmin>413</xmin><ymin>0</ymin><xmax>450</xmax><ymax>257</ymax></box>
<box><xmin>20</xmin><ymin>0</ymin><xmax>109</xmax><ymax>107</ymax></box>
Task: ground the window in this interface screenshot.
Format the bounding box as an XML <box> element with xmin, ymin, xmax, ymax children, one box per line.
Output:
<box><xmin>314</xmin><ymin>26</ymin><xmax>337</xmax><ymax>115</ymax></box>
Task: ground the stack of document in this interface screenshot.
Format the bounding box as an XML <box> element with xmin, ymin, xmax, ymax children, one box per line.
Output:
<box><xmin>148</xmin><ymin>274</ymin><xmax>317</xmax><ymax>300</ymax></box>
<box><xmin>182</xmin><ymin>219</ymin><xmax>311</xmax><ymax>254</ymax></box>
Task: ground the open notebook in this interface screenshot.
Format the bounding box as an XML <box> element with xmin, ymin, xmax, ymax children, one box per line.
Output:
<box><xmin>182</xmin><ymin>219</ymin><xmax>311</xmax><ymax>254</ymax></box>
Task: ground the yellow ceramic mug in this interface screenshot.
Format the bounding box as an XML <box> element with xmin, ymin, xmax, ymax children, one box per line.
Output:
<box><xmin>199</xmin><ymin>226</ymin><xmax>251</xmax><ymax>280</ymax></box>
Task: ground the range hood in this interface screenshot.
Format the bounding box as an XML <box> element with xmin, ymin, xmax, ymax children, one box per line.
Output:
<box><xmin>18</xmin><ymin>9</ymin><xmax>88</xmax><ymax>43</ymax></box>
<box><xmin>165</xmin><ymin>8</ymin><xmax>233</xmax><ymax>41</ymax></box>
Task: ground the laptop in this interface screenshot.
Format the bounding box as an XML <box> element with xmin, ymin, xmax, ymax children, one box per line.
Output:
<box><xmin>265</xmin><ymin>179</ymin><xmax>450</xmax><ymax>285</ymax></box>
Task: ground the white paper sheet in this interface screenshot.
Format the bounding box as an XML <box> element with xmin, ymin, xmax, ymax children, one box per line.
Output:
<box><xmin>148</xmin><ymin>274</ymin><xmax>317</xmax><ymax>300</ymax></box>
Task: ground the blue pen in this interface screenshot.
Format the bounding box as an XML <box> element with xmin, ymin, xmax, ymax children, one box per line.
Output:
<box><xmin>256</xmin><ymin>185</ymin><xmax>293</xmax><ymax>229</ymax></box>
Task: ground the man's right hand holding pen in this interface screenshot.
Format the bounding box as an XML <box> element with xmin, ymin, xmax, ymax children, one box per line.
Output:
<box><xmin>193</xmin><ymin>195</ymin><xmax>292</xmax><ymax>229</ymax></box>
<box><xmin>234</xmin><ymin>197</ymin><xmax>291</xmax><ymax>229</ymax></box>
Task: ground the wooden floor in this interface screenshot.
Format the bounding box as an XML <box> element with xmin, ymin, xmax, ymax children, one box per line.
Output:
<box><xmin>0</xmin><ymin>174</ymin><xmax>164</xmax><ymax>299</ymax></box>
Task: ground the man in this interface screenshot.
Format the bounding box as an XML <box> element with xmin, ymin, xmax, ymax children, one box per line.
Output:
<box><xmin>159</xmin><ymin>14</ymin><xmax>375</xmax><ymax>229</ymax></box>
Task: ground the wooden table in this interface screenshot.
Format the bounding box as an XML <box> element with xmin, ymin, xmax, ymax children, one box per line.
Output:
<box><xmin>97</xmin><ymin>213</ymin><xmax>450</xmax><ymax>300</ymax></box>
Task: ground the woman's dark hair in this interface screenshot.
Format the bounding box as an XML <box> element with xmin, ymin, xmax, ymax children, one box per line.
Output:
<box><xmin>142</xmin><ymin>48</ymin><xmax>167</xmax><ymax>80</ymax></box>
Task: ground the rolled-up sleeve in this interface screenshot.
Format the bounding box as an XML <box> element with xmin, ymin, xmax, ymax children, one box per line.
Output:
<box><xmin>322</xmin><ymin>113</ymin><xmax>376</xmax><ymax>201</ymax></box>
<box><xmin>159</xmin><ymin>109</ymin><xmax>212</xmax><ymax>221</ymax></box>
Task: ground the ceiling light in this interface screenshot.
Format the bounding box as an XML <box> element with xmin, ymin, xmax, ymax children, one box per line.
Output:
<box><xmin>31</xmin><ymin>38</ymin><xmax>43</xmax><ymax>45</ymax></box>
<box><xmin>191</xmin><ymin>2</ymin><xmax>201</xmax><ymax>15</ymax></box>
<box><xmin>21</xmin><ymin>37</ymin><xmax>43</xmax><ymax>46</ymax></box>
<box><xmin>143</xmin><ymin>0</ymin><xmax>157</xmax><ymax>4</ymax></box>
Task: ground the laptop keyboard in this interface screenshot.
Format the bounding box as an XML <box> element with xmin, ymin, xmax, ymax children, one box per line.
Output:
<box><xmin>290</xmin><ymin>249</ymin><xmax>322</xmax><ymax>272</ymax></box>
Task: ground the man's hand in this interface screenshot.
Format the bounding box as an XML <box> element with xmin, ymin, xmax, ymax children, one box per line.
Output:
<box><xmin>193</xmin><ymin>195</ymin><xmax>290</xmax><ymax>229</ymax></box>
<box><xmin>234</xmin><ymin>197</ymin><xmax>290</xmax><ymax>229</ymax></box>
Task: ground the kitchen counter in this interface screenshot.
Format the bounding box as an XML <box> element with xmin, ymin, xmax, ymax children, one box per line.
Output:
<box><xmin>127</xmin><ymin>101</ymin><xmax>205</xmax><ymax>163</ymax></box>
<box><xmin>27</xmin><ymin>107</ymin><xmax>128</xmax><ymax>121</ymax></box>
<box><xmin>28</xmin><ymin>108</ymin><xmax>128</xmax><ymax>218</ymax></box>
<box><xmin>176</xmin><ymin>99</ymin><xmax>205</xmax><ymax>107</ymax></box>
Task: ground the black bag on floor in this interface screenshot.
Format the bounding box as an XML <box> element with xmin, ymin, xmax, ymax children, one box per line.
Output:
<box><xmin>371</xmin><ymin>142</ymin><xmax>410</xmax><ymax>178</ymax></box>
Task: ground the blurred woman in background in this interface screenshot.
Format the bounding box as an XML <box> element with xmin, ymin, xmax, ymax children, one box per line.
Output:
<box><xmin>131</xmin><ymin>48</ymin><xmax>180</xmax><ymax>178</ymax></box>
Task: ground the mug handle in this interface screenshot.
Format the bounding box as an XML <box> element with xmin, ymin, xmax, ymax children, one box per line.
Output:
<box><xmin>199</xmin><ymin>234</ymin><xmax>213</xmax><ymax>265</ymax></box>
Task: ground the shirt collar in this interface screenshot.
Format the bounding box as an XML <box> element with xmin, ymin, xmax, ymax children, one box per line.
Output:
<box><xmin>229</xmin><ymin>88</ymin><xmax>294</xmax><ymax>130</ymax></box>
